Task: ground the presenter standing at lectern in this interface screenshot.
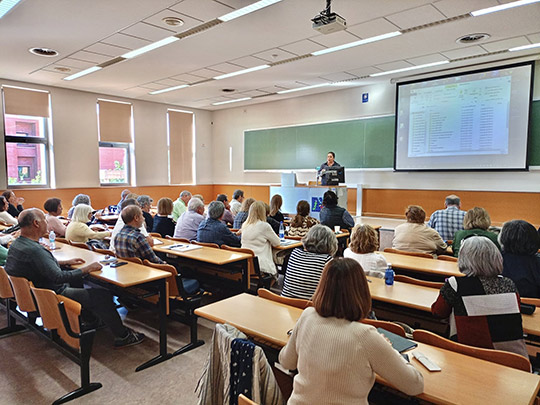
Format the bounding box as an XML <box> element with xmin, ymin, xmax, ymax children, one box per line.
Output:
<box><xmin>318</xmin><ymin>151</ymin><xmax>341</xmax><ymax>185</ymax></box>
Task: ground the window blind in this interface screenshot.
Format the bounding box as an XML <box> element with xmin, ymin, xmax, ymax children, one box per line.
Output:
<box><xmin>98</xmin><ymin>99</ymin><xmax>132</xmax><ymax>143</ymax></box>
<box><xmin>3</xmin><ymin>86</ymin><xmax>50</xmax><ymax>117</ymax></box>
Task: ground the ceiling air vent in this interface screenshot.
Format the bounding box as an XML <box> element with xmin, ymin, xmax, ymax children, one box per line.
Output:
<box><xmin>163</xmin><ymin>17</ymin><xmax>184</xmax><ymax>27</ymax></box>
<box><xmin>54</xmin><ymin>67</ymin><xmax>71</xmax><ymax>73</ymax></box>
<box><xmin>456</xmin><ymin>33</ymin><xmax>490</xmax><ymax>44</ymax></box>
<box><xmin>29</xmin><ymin>47</ymin><xmax>58</xmax><ymax>57</ymax></box>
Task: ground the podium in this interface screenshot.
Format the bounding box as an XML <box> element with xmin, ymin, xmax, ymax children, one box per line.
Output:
<box><xmin>270</xmin><ymin>173</ymin><xmax>347</xmax><ymax>220</ymax></box>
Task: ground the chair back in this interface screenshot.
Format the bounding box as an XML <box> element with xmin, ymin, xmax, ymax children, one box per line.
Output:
<box><xmin>383</xmin><ymin>248</ymin><xmax>433</xmax><ymax>259</ymax></box>
<box><xmin>55</xmin><ymin>237</ymin><xmax>69</xmax><ymax>244</ymax></box>
<box><xmin>394</xmin><ymin>274</ymin><xmax>444</xmax><ymax>289</ymax></box>
<box><xmin>0</xmin><ymin>266</ymin><xmax>14</xmax><ymax>299</ymax></box>
<box><xmin>412</xmin><ymin>329</ymin><xmax>531</xmax><ymax>372</ymax></box>
<box><xmin>148</xmin><ymin>232</ymin><xmax>161</xmax><ymax>238</ymax></box>
<box><xmin>284</xmin><ymin>236</ymin><xmax>302</xmax><ymax>241</ymax></box>
<box><xmin>192</xmin><ymin>241</ymin><xmax>220</xmax><ymax>249</ymax></box>
<box><xmin>222</xmin><ymin>245</ymin><xmax>257</xmax><ymax>276</ymax></box>
<box><xmin>70</xmin><ymin>241</ymin><xmax>91</xmax><ymax>250</ymax></box>
<box><xmin>521</xmin><ymin>297</ymin><xmax>540</xmax><ymax>306</ymax></box>
<box><xmin>438</xmin><ymin>255</ymin><xmax>458</xmax><ymax>262</ymax></box>
<box><xmin>238</xmin><ymin>394</ymin><xmax>258</xmax><ymax>405</ymax></box>
<box><xmin>257</xmin><ymin>288</ymin><xmax>310</xmax><ymax>309</ymax></box>
<box><xmin>31</xmin><ymin>287</ymin><xmax>81</xmax><ymax>349</ymax></box>
<box><xmin>361</xmin><ymin>319</ymin><xmax>406</xmax><ymax>337</ymax></box>
<box><xmin>143</xmin><ymin>260</ymin><xmax>180</xmax><ymax>297</ymax></box>
<box><xmin>165</xmin><ymin>235</ymin><xmax>191</xmax><ymax>243</ymax></box>
<box><xmin>7</xmin><ymin>275</ymin><xmax>37</xmax><ymax>312</ymax></box>
<box><xmin>93</xmin><ymin>247</ymin><xmax>116</xmax><ymax>256</ymax></box>
<box><xmin>117</xmin><ymin>256</ymin><xmax>143</xmax><ymax>264</ymax></box>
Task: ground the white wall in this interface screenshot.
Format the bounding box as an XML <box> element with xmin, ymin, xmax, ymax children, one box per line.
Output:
<box><xmin>0</xmin><ymin>79</ymin><xmax>213</xmax><ymax>189</ymax></box>
<box><xmin>211</xmin><ymin>62</ymin><xmax>540</xmax><ymax>192</ymax></box>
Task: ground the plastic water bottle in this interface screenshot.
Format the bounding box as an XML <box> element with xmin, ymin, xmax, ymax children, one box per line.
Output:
<box><xmin>279</xmin><ymin>221</ymin><xmax>285</xmax><ymax>240</ymax></box>
<box><xmin>385</xmin><ymin>264</ymin><xmax>394</xmax><ymax>286</ymax></box>
<box><xmin>49</xmin><ymin>230</ymin><xmax>56</xmax><ymax>250</ymax></box>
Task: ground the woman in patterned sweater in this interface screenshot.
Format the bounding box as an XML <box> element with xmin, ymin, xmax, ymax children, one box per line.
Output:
<box><xmin>431</xmin><ymin>236</ymin><xmax>528</xmax><ymax>359</ymax></box>
<box><xmin>288</xmin><ymin>200</ymin><xmax>319</xmax><ymax>238</ymax></box>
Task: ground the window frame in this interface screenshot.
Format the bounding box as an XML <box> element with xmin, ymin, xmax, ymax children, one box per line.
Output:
<box><xmin>98</xmin><ymin>141</ymin><xmax>131</xmax><ymax>186</ymax></box>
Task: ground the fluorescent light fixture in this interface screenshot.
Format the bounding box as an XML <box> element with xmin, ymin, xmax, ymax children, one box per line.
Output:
<box><xmin>509</xmin><ymin>42</ymin><xmax>540</xmax><ymax>52</ymax></box>
<box><xmin>213</xmin><ymin>65</ymin><xmax>270</xmax><ymax>80</ymax></box>
<box><xmin>471</xmin><ymin>0</ymin><xmax>540</xmax><ymax>16</ymax></box>
<box><xmin>149</xmin><ymin>84</ymin><xmax>190</xmax><ymax>95</ymax></box>
<box><xmin>370</xmin><ymin>60</ymin><xmax>449</xmax><ymax>77</ymax></box>
<box><xmin>122</xmin><ymin>36</ymin><xmax>179</xmax><ymax>59</ymax></box>
<box><xmin>0</xmin><ymin>0</ymin><xmax>21</xmax><ymax>19</ymax></box>
<box><xmin>312</xmin><ymin>31</ymin><xmax>402</xmax><ymax>57</ymax></box>
<box><xmin>212</xmin><ymin>97</ymin><xmax>252</xmax><ymax>106</ymax></box>
<box><xmin>63</xmin><ymin>66</ymin><xmax>102</xmax><ymax>81</ymax></box>
<box><xmin>218</xmin><ymin>0</ymin><xmax>282</xmax><ymax>22</ymax></box>
<box><xmin>277</xmin><ymin>83</ymin><xmax>331</xmax><ymax>94</ymax></box>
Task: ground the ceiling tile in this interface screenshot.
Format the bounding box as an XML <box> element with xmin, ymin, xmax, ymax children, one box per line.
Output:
<box><xmin>43</xmin><ymin>65</ymin><xmax>80</xmax><ymax>74</ymax></box>
<box><xmin>295</xmin><ymin>78</ymin><xmax>331</xmax><ymax>86</ymax></box>
<box><xmin>433</xmin><ymin>0</ymin><xmax>498</xmax><ymax>18</ymax></box>
<box><xmin>68</xmin><ymin>51</ymin><xmax>111</xmax><ymax>64</ymax></box>
<box><xmin>216</xmin><ymin>0</ymin><xmax>258</xmax><ymax>8</ymax></box>
<box><xmin>154</xmin><ymin>78</ymin><xmax>186</xmax><ymax>86</ymax></box>
<box><xmin>139</xmin><ymin>82</ymin><xmax>167</xmax><ymax>90</ymax></box>
<box><xmin>189</xmin><ymin>68</ymin><xmax>222</xmax><ymax>78</ymax></box>
<box><xmin>375</xmin><ymin>60</ymin><xmax>414</xmax><ymax>71</ymax></box>
<box><xmin>240</xmin><ymin>89</ymin><xmax>269</xmax><ymax>97</ymax></box>
<box><xmin>310</xmin><ymin>31</ymin><xmax>361</xmax><ymax>47</ymax></box>
<box><xmin>257</xmin><ymin>85</ymin><xmax>285</xmax><ymax>93</ymax></box>
<box><xmin>441</xmin><ymin>45</ymin><xmax>488</xmax><ymax>60</ymax></box>
<box><xmin>319</xmin><ymin>72</ymin><xmax>358</xmax><ymax>82</ymax></box>
<box><xmin>169</xmin><ymin>0</ymin><xmax>233</xmax><ymax>22</ymax></box>
<box><xmin>209</xmin><ymin>62</ymin><xmax>245</xmax><ymax>73</ymax></box>
<box><xmin>481</xmin><ymin>36</ymin><xmax>530</xmax><ymax>52</ymax></box>
<box><xmin>171</xmin><ymin>73</ymin><xmax>207</xmax><ymax>83</ymax></box>
<box><xmin>102</xmin><ymin>33</ymin><xmax>151</xmax><ymax>50</ymax></box>
<box><xmin>252</xmin><ymin>48</ymin><xmax>298</xmax><ymax>63</ymax></box>
<box><xmin>84</xmin><ymin>42</ymin><xmax>129</xmax><ymax>57</ymax></box>
<box><xmin>230</xmin><ymin>55</ymin><xmax>268</xmax><ymax>68</ymax></box>
<box><xmin>346</xmin><ymin>66</ymin><xmax>383</xmax><ymax>77</ymax></box>
<box><xmin>273</xmin><ymin>81</ymin><xmax>306</xmax><ymax>90</ymax></box>
<box><xmin>280</xmin><ymin>39</ymin><xmax>325</xmax><ymax>56</ymax></box>
<box><xmin>121</xmin><ymin>22</ymin><xmax>174</xmax><ymax>42</ymax></box>
<box><xmin>28</xmin><ymin>70</ymin><xmax>66</xmax><ymax>82</ymax></box>
<box><xmin>144</xmin><ymin>8</ymin><xmax>203</xmax><ymax>31</ymax></box>
<box><xmin>58</xmin><ymin>58</ymin><xmax>96</xmax><ymax>69</ymax></box>
<box><xmin>347</xmin><ymin>18</ymin><xmax>401</xmax><ymax>39</ymax></box>
<box><xmin>386</xmin><ymin>4</ymin><xmax>447</xmax><ymax>30</ymax></box>
<box><xmin>407</xmin><ymin>53</ymin><xmax>448</xmax><ymax>65</ymax></box>
<box><xmin>527</xmin><ymin>32</ymin><xmax>540</xmax><ymax>43</ymax></box>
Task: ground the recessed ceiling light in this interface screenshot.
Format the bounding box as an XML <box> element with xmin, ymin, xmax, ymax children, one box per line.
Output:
<box><xmin>456</xmin><ymin>33</ymin><xmax>490</xmax><ymax>44</ymax></box>
<box><xmin>162</xmin><ymin>16</ymin><xmax>184</xmax><ymax>27</ymax></box>
<box><xmin>54</xmin><ymin>67</ymin><xmax>71</xmax><ymax>73</ymax></box>
<box><xmin>29</xmin><ymin>47</ymin><xmax>59</xmax><ymax>57</ymax></box>
<box><xmin>222</xmin><ymin>89</ymin><xmax>235</xmax><ymax>93</ymax></box>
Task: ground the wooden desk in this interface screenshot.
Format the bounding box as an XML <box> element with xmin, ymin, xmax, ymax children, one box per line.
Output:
<box><xmin>380</xmin><ymin>252</ymin><xmax>462</xmax><ymax>279</ymax></box>
<box><xmin>52</xmin><ymin>243</ymin><xmax>173</xmax><ymax>372</ymax></box>
<box><xmin>153</xmin><ymin>238</ymin><xmax>252</xmax><ymax>291</ymax></box>
<box><xmin>195</xmin><ymin>294</ymin><xmax>540</xmax><ymax>405</ymax></box>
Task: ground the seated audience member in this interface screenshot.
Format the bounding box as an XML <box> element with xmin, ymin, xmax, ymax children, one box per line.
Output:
<box><xmin>0</xmin><ymin>196</ymin><xmax>18</xmax><ymax>225</ymax></box>
<box><xmin>216</xmin><ymin>194</ymin><xmax>234</xmax><ymax>226</ymax></box>
<box><xmin>233</xmin><ymin>198</ymin><xmax>255</xmax><ymax>229</ymax></box>
<box><xmin>116</xmin><ymin>189</ymin><xmax>131</xmax><ymax>212</ymax></box>
<box><xmin>432</xmin><ymin>236</ymin><xmax>528</xmax><ymax>358</ymax></box>
<box><xmin>344</xmin><ymin>224</ymin><xmax>387</xmax><ymax>278</ymax></box>
<box><xmin>288</xmin><ymin>200</ymin><xmax>319</xmax><ymax>238</ymax></box>
<box><xmin>500</xmin><ymin>219</ymin><xmax>540</xmax><ymax>298</ymax></box>
<box><xmin>174</xmin><ymin>197</ymin><xmax>205</xmax><ymax>241</ymax></box>
<box><xmin>282</xmin><ymin>225</ymin><xmax>337</xmax><ymax>300</ymax></box>
<box><xmin>152</xmin><ymin>197</ymin><xmax>176</xmax><ymax>237</ymax></box>
<box><xmin>2</xmin><ymin>190</ymin><xmax>24</xmax><ymax>217</ymax></box>
<box><xmin>172</xmin><ymin>190</ymin><xmax>192</xmax><ymax>222</ymax></box>
<box><xmin>67</xmin><ymin>194</ymin><xmax>91</xmax><ymax>219</ymax></box>
<box><xmin>452</xmin><ymin>207</ymin><xmax>500</xmax><ymax>257</ymax></box>
<box><xmin>319</xmin><ymin>190</ymin><xmax>354</xmax><ymax>232</ymax></box>
<box><xmin>269</xmin><ymin>194</ymin><xmax>285</xmax><ymax>223</ymax></box>
<box><xmin>114</xmin><ymin>206</ymin><xmax>165</xmax><ymax>264</ymax></box>
<box><xmin>279</xmin><ymin>258</ymin><xmax>424</xmax><ymax>403</ymax></box>
<box><xmin>230</xmin><ymin>189</ymin><xmax>244</xmax><ymax>216</ymax></box>
<box><xmin>264</xmin><ymin>203</ymin><xmax>280</xmax><ymax>234</ymax></box>
<box><xmin>65</xmin><ymin>204</ymin><xmax>111</xmax><ymax>243</ymax></box>
<box><xmin>44</xmin><ymin>197</ymin><xmax>66</xmax><ymax>237</ymax></box>
<box><xmin>393</xmin><ymin>205</ymin><xmax>447</xmax><ymax>256</ymax></box>
<box><xmin>5</xmin><ymin>209</ymin><xmax>144</xmax><ymax>347</ymax></box>
<box><xmin>427</xmin><ymin>194</ymin><xmax>467</xmax><ymax>241</ymax></box>
<box><xmin>192</xmin><ymin>194</ymin><xmax>204</xmax><ymax>203</ymax></box>
<box><xmin>111</xmin><ymin>198</ymin><xmax>151</xmax><ymax>251</ymax></box>
<box><xmin>197</xmin><ymin>201</ymin><xmax>240</xmax><ymax>247</ymax></box>
<box><xmin>137</xmin><ymin>195</ymin><xmax>154</xmax><ymax>231</ymax></box>
<box><xmin>241</xmin><ymin>201</ymin><xmax>281</xmax><ymax>277</ymax></box>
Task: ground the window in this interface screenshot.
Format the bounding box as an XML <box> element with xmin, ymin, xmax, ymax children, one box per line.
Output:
<box><xmin>97</xmin><ymin>99</ymin><xmax>133</xmax><ymax>185</ymax></box>
<box><xmin>2</xmin><ymin>86</ymin><xmax>51</xmax><ymax>186</ymax></box>
<box><xmin>168</xmin><ymin>109</ymin><xmax>194</xmax><ymax>184</ymax></box>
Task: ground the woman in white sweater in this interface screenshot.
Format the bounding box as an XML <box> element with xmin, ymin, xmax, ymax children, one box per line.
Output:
<box><xmin>241</xmin><ymin>201</ymin><xmax>281</xmax><ymax>276</ymax></box>
<box><xmin>279</xmin><ymin>258</ymin><xmax>424</xmax><ymax>405</ymax></box>
<box><xmin>65</xmin><ymin>204</ymin><xmax>111</xmax><ymax>243</ymax></box>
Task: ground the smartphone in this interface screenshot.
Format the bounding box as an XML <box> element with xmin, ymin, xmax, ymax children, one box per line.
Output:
<box><xmin>110</xmin><ymin>261</ymin><xmax>128</xmax><ymax>268</ymax></box>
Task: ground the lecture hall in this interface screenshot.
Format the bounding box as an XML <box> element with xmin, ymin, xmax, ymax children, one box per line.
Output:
<box><xmin>1</xmin><ymin>0</ymin><xmax>540</xmax><ymax>404</ymax></box>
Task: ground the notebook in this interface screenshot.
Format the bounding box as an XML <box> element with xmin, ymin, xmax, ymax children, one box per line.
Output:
<box><xmin>377</xmin><ymin>328</ymin><xmax>418</xmax><ymax>353</ymax></box>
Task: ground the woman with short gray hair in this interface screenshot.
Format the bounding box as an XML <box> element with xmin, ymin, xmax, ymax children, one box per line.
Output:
<box><xmin>67</xmin><ymin>193</ymin><xmax>91</xmax><ymax>219</ymax></box>
<box><xmin>281</xmin><ymin>224</ymin><xmax>337</xmax><ymax>300</ymax></box>
<box><xmin>432</xmin><ymin>236</ymin><xmax>528</xmax><ymax>359</ymax></box>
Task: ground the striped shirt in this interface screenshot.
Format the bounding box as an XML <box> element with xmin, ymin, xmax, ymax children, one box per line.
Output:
<box><xmin>281</xmin><ymin>248</ymin><xmax>332</xmax><ymax>300</ymax></box>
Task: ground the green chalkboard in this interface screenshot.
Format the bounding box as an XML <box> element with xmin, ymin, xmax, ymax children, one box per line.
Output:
<box><xmin>244</xmin><ymin>115</ymin><xmax>395</xmax><ymax>170</ymax></box>
<box><xmin>244</xmin><ymin>100</ymin><xmax>540</xmax><ymax>170</ymax></box>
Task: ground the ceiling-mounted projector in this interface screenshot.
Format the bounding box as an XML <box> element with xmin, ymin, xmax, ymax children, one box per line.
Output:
<box><xmin>312</xmin><ymin>0</ymin><xmax>346</xmax><ymax>34</ymax></box>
